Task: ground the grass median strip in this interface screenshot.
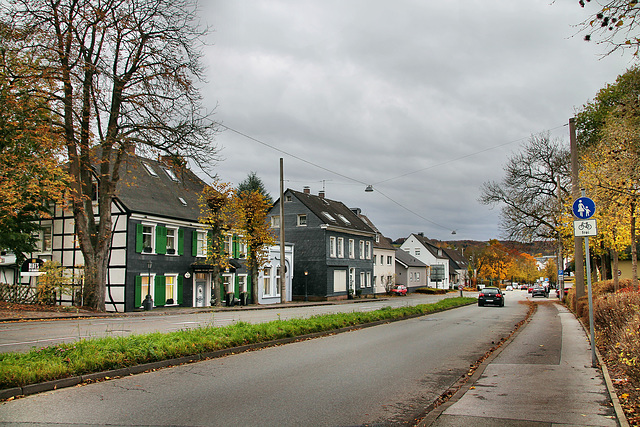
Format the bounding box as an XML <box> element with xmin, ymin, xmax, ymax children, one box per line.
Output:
<box><xmin>0</xmin><ymin>297</ymin><xmax>476</xmax><ymax>389</ymax></box>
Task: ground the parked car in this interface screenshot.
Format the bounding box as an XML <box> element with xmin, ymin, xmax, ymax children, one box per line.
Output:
<box><xmin>531</xmin><ymin>285</ymin><xmax>548</xmax><ymax>298</ymax></box>
<box><xmin>505</xmin><ymin>285</ymin><xmax>513</xmax><ymax>291</ymax></box>
<box><xmin>388</xmin><ymin>285</ymin><xmax>408</xmax><ymax>296</ymax></box>
<box><xmin>478</xmin><ymin>287</ymin><xmax>504</xmax><ymax>307</ymax></box>
<box><xmin>528</xmin><ymin>285</ymin><xmax>534</xmax><ymax>293</ymax></box>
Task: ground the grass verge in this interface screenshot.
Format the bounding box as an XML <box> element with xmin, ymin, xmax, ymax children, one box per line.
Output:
<box><xmin>0</xmin><ymin>297</ymin><xmax>476</xmax><ymax>390</ymax></box>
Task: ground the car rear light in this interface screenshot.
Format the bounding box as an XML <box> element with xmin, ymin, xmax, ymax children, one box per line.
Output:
<box><xmin>479</xmin><ymin>292</ymin><xmax>485</xmax><ymax>297</ymax></box>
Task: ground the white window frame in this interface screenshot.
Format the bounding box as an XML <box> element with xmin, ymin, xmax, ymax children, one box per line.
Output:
<box><xmin>195</xmin><ymin>230</ymin><xmax>207</xmax><ymax>257</ymax></box>
<box><xmin>270</xmin><ymin>216</ymin><xmax>280</xmax><ymax>228</ymax></box>
<box><xmin>359</xmin><ymin>241</ymin><xmax>365</xmax><ymax>259</ymax></box>
<box><xmin>263</xmin><ymin>266</ymin><xmax>273</xmax><ymax>297</ymax></box>
<box><xmin>165</xmin><ymin>274</ymin><xmax>178</xmax><ymax>305</ymax></box>
<box><xmin>349</xmin><ymin>239</ymin><xmax>355</xmax><ymax>259</ymax></box>
<box><xmin>415</xmin><ymin>248</ymin><xmax>420</xmax><ymax>256</ymax></box>
<box><xmin>142</xmin><ymin>273</ymin><xmax>155</xmax><ymax>301</ymax></box>
<box><xmin>366</xmin><ymin>272</ymin><xmax>371</xmax><ymax>288</ymax></box>
<box><xmin>360</xmin><ymin>272</ymin><xmax>365</xmax><ymax>289</ymax></box>
<box><xmin>330</xmin><ymin>236</ymin><xmax>336</xmax><ymax>258</ymax></box>
<box><xmin>142</xmin><ymin>163</ymin><xmax>158</xmax><ymax>177</ymax></box>
<box><xmin>142</xmin><ymin>223</ymin><xmax>156</xmax><ymax>253</ymax></box>
<box><xmin>387</xmin><ymin>256</ymin><xmax>392</xmax><ymax>265</ymax></box>
<box><xmin>297</xmin><ymin>214</ymin><xmax>307</xmax><ymax>226</ymax></box>
<box><xmin>365</xmin><ymin>241</ymin><xmax>371</xmax><ymax>259</ymax></box>
<box><xmin>337</xmin><ymin>237</ymin><xmax>344</xmax><ymax>258</ymax></box>
<box><xmin>238</xmin><ymin>274</ymin><xmax>248</xmax><ymax>293</ymax></box>
<box><xmin>166</xmin><ymin>227</ymin><xmax>178</xmax><ymax>255</ymax></box>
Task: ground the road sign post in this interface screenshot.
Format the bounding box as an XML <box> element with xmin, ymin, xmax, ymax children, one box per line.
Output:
<box><xmin>573</xmin><ymin>194</ymin><xmax>597</xmax><ymax>367</ymax></box>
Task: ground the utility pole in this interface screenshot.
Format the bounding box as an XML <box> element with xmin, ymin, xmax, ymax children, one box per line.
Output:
<box><xmin>570</xmin><ymin>117</ymin><xmax>585</xmax><ymax>305</ymax></box>
<box><xmin>279</xmin><ymin>158</ymin><xmax>286</xmax><ymax>303</ymax></box>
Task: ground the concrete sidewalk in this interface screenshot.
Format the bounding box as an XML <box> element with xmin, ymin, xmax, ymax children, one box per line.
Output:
<box><xmin>421</xmin><ymin>300</ymin><xmax>625</xmax><ymax>426</ymax></box>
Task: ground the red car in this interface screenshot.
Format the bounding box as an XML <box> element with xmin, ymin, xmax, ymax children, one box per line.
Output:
<box><xmin>388</xmin><ymin>285</ymin><xmax>408</xmax><ymax>296</ymax></box>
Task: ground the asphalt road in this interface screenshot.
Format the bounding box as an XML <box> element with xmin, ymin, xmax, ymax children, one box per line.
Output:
<box><xmin>0</xmin><ymin>291</ymin><xmax>531</xmax><ymax>426</ymax></box>
<box><xmin>1</xmin><ymin>293</ymin><xmax>464</xmax><ymax>353</ymax></box>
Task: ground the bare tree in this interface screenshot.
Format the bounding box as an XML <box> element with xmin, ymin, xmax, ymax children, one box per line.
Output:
<box><xmin>3</xmin><ymin>0</ymin><xmax>219</xmax><ymax>311</ymax></box>
<box><xmin>479</xmin><ymin>133</ymin><xmax>571</xmax><ymax>242</ymax></box>
<box><xmin>578</xmin><ymin>0</ymin><xmax>640</xmax><ymax>56</ymax></box>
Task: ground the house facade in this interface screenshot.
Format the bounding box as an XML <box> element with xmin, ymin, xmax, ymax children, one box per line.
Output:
<box><xmin>358</xmin><ymin>213</ymin><xmax>396</xmax><ymax>294</ymax></box>
<box><xmin>21</xmin><ymin>153</ymin><xmax>292</xmax><ymax>312</ymax></box>
<box><xmin>268</xmin><ymin>188</ymin><xmax>375</xmax><ymax>300</ymax></box>
<box><xmin>395</xmin><ymin>248</ymin><xmax>427</xmax><ymax>290</ymax></box>
<box><xmin>400</xmin><ymin>233</ymin><xmax>450</xmax><ymax>289</ymax></box>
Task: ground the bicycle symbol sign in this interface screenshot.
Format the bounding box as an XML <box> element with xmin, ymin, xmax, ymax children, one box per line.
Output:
<box><xmin>574</xmin><ymin>219</ymin><xmax>597</xmax><ymax>237</ymax></box>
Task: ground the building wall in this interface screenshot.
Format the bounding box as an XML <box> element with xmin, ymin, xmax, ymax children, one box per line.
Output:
<box><xmin>400</xmin><ymin>235</ymin><xmax>450</xmax><ymax>289</ymax></box>
<box><xmin>373</xmin><ymin>247</ymin><xmax>396</xmax><ymax>293</ymax></box>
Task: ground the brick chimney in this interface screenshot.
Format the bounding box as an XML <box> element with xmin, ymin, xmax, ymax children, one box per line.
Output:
<box><xmin>318</xmin><ymin>190</ymin><xmax>325</xmax><ymax>199</ymax></box>
<box><xmin>303</xmin><ymin>186</ymin><xmax>310</xmax><ymax>194</ymax></box>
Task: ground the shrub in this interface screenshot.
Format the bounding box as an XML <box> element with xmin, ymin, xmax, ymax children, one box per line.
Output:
<box><xmin>414</xmin><ymin>287</ymin><xmax>447</xmax><ymax>295</ymax></box>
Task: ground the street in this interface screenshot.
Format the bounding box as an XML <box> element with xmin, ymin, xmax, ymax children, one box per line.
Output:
<box><xmin>1</xmin><ymin>293</ymin><xmax>465</xmax><ymax>353</ymax></box>
<box><xmin>0</xmin><ymin>291</ymin><xmax>530</xmax><ymax>426</ymax></box>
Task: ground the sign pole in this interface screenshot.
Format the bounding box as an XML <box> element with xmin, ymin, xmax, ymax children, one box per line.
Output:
<box><xmin>584</xmin><ymin>234</ymin><xmax>596</xmax><ymax>367</ymax></box>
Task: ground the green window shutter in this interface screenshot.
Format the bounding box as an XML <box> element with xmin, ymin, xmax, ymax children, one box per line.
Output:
<box><xmin>156</xmin><ymin>226</ymin><xmax>167</xmax><ymax>254</ymax></box>
<box><xmin>178</xmin><ymin>229</ymin><xmax>184</xmax><ymax>255</ymax></box>
<box><xmin>232</xmin><ymin>235</ymin><xmax>238</xmax><ymax>258</ymax></box>
<box><xmin>135</xmin><ymin>224</ymin><xmax>144</xmax><ymax>253</ymax></box>
<box><xmin>234</xmin><ymin>275</ymin><xmax>240</xmax><ymax>298</ymax></box>
<box><xmin>177</xmin><ymin>276</ymin><xmax>184</xmax><ymax>305</ymax></box>
<box><xmin>207</xmin><ymin>231</ymin><xmax>213</xmax><ymax>257</ymax></box>
<box><xmin>192</xmin><ymin>230</ymin><xmax>198</xmax><ymax>256</ymax></box>
<box><xmin>135</xmin><ymin>276</ymin><xmax>142</xmax><ymax>307</ymax></box>
<box><xmin>247</xmin><ymin>275</ymin><xmax>252</xmax><ymax>300</ymax></box>
<box><xmin>155</xmin><ymin>275</ymin><xmax>166</xmax><ymax>306</ymax></box>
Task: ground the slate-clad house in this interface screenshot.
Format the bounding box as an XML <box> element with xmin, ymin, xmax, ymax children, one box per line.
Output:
<box><xmin>268</xmin><ymin>188</ymin><xmax>375</xmax><ymax>300</ymax></box>
<box><xmin>358</xmin><ymin>213</ymin><xmax>396</xmax><ymax>294</ymax></box>
<box><xmin>24</xmin><ymin>152</ymin><xmax>292</xmax><ymax>311</ymax></box>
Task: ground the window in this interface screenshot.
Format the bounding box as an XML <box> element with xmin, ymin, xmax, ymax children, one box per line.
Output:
<box><xmin>410</xmin><ymin>272</ymin><xmax>414</xmax><ymax>282</ymax></box>
<box><xmin>263</xmin><ymin>267</ymin><xmax>273</xmax><ymax>296</ymax></box>
<box><xmin>166</xmin><ymin>227</ymin><xmax>177</xmax><ymax>255</ymax></box>
<box><xmin>164</xmin><ymin>168</ymin><xmax>179</xmax><ymax>182</ymax></box>
<box><xmin>387</xmin><ymin>256</ymin><xmax>392</xmax><ymax>265</ymax></box>
<box><xmin>237</xmin><ymin>239</ymin><xmax>247</xmax><ymax>258</ymax></box>
<box><xmin>365</xmin><ymin>241</ymin><xmax>371</xmax><ymax>259</ymax></box>
<box><xmin>285</xmin><ymin>195</ymin><xmax>292</xmax><ymax>202</ymax></box>
<box><xmin>195</xmin><ymin>230</ymin><xmax>206</xmax><ymax>257</ymax></box>
<box><xmin>223</xmin><ymin>234</ymin><xmax>232</xmax><ymax>256</ymax></box>
<box><xmin>142</xmin><ymin>224</ymin><xmax>155</xmax><ymax>252</ymax></box>
<box><xmin>34</xmin><ymin>225</ymin><xmax>52</xmax><ymax>253</ymax></box>
<box><xmin>322</xmin><ymin>211</ymin><xmax>336</xmax><ymax>222</ymax></box>
<box><xmin>297</xmin><ymin>214</ymin><xmax>307</xmax><ymax>226</ymax></box>
<box><xmin>142</xmin><ymin>163</ymin><xmax>158</xmax><ymax>177</ymax></box>
<box><xmin>142</xmin><ymin>274</ymin><xmax>154</xmax><ymax>300</ymax></box>
<box><xmin>373</xmin><ymin>255</ymin><xmax>376</xmax><ymax>265</ymax></box>
<box><xmin>373</xmin><ymin>276</ymin><xmax>377</xmax><ymax>286</ymax></box>
<box><xmin>359</xmin><ymin>241</ymin><xmax>365</xmax><ymax>259</ymax></box>
<box><xmin>415</xmin><ymin>272</ymin><xmax>420</xmax><ymax>281</ymax></box>
<box><xmin>337</xmin><ymin>214</ymin><xmax>351</xmax><ymax>225</ymax></box>
<box><xmin>276</xmin><ymin>267</ymin><xmax>283</xmax><ymax>293</ymax></box>
<box><xmin>349</xmin><ymin>239</ymin><xmax>355</xmax><ymax>258</ymax></box>
<box><xmin>360</xmin><ymin>272</ymin><xmax>365</xmax><ymax>288</ymax></box>
<box><xmin>330</xmin><ymin>236</ymin><xmax>336</xmax><ymax>258</ymax></box>
<box><xmin>222</xmin><ymin>274</ymin><xmax>232</xmax><ymax>293</ymax></box>
<box><xmin>238</xmin><ymin>275</ymin><xmax>247</xmax><ymax>293</ymax></box>
<box><xmin>366</xmin><ymin>272</ymin><xmax>371</xmax><ymax>287</ymax></box>
<box><xmin>165</xmin><ymin>275</ymin><xmax>177</xmax><ymax>304</ymax></box>
<box><xmin>337</xmin><ymin>237</ymin><xmax>344</xmax><ymax>258</ymax></box>
<box><xmin>387</xmin><ymin>275</ymin><xmax>393</xmax><ymax>286</ymax></box>
<box><xmin>270</xmin><ymin>216</ymin><xmax>280</xmax><ymax>228</ymax></box>
<box><xmin>415</xmin><ymin>248</ymin><xmax>421</xmax><ymax>256</ymax></box>
<box><xmin>178</xmin><ymin>197</ymin><xmax>187</xmax><ymax>206</ymax></box>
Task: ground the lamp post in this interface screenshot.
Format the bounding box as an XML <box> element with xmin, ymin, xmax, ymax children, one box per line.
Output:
<box><xmin>143</xmin><ymin>261</ymin><xmax>153</xmax><ymax>310</ymax></box>
<box><xmin>304</xmin><ymin>270</ymin><xmax>308</xmax><ymax>302</ymax></box>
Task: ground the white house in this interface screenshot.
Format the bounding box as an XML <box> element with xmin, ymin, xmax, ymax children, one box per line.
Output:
<box><xmin>400</xmin><ymin>233</ymin><xmax>450</xmax><ymax>289</ymax></box>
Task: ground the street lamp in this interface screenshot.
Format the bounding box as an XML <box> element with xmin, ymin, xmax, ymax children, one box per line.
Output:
<box><xmin>304</xmin><ymin>270</ymin><xmax>308</xmax><ymax>302</ymax></box>
<box><xmin>143</xmin><ymin>261</ymin><xmax>153</xmax><ymax>310</ymax></box>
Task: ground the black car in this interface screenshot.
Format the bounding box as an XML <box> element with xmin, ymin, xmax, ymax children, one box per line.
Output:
<box><xmin>531</xmin><ymin>285</ymin><xmax>548</xmax><ymax>298</ymax></box>
<box><xmin>478</xmin><ymin>287</ymin><xmax>505</xmax><ymax>307</ymax></box>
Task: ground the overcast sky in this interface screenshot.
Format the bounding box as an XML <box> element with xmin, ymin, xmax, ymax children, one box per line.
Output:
<box><xmin>196</xmin><ymin>1</ymin><xmax>632</xmax><ymax>242</ymax></box>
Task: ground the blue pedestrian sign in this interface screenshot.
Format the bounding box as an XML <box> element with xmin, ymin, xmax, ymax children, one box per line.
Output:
<box><xmin>573</xmin><ymin>197</ymin><xmax>596</xmax><ymax>219</ymax></box>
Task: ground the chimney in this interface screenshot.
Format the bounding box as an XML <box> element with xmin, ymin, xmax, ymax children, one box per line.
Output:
<box><xmin>318</xmin><ymin>190</ymin><xmax>325</xmax><ymax>199</ymax></box>
<box><xmin>303</xmin><ymin>186</ymin><xmax>310</xmax><ymax>194</ymax></box>
<box><xmin>418</xmin><ymin>232</ymin><xmax>424</xmax><ymax>237</ymax></box>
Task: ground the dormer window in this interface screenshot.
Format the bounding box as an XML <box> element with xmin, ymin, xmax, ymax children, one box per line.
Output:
<box><xmin>321</xmin><ymin>211</ymin><xmax>336</xmax><ymax>222</ymax></box>
<box><xmin>164</xmin><ymin>168</ymin><xmax>179</xmax><ymax>182</ymax></box>
<box><xmin>178</xmin><ymin>197</ymin><xmax>187</xmax><ymax>206</ymax></box>
<box><xmin>142</xmin><ymin>163</ymin><xmax>158</xmax><ymax>177</ymax></box>
<box><xmin>337</xmin><ymin>214</ymin><xmax>351</xmax><ymax>225</ymax></box>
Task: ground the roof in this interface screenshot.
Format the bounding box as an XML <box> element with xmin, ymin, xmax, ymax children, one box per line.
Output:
<box><xmin>443</xmin><ymin>247</ymin><xmax>469</xmax><ymax>270</ymax></box>
<box><xmin>288</xmin><ymin>189</ymin><xmax>375</xmax><ymax>235</ymax></box>
<box><xmin>357</xmin><ymin>213</ymin><xmax>395</xmax><ymax>250</ymax></box>
<box><xmin>395</xmin><ymin>248</ymin><xmax>427</xmax><ymax>268</ymax></box>
<box><xmin>410</xmin><ymin>233</ymin><xmax>448</xmax><ymax>260</ymax></box>
<box><xmin>114</xmin><ymin>154</ymin><xmax>206</xmax><ymax>222</ymax></box>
